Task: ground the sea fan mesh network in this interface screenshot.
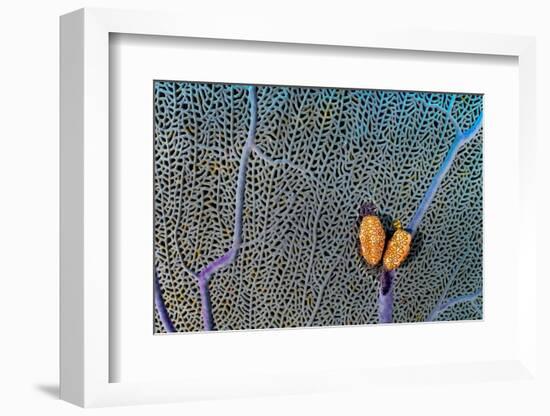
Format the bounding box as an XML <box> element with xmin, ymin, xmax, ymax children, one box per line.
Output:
<box><xmin>153</xmin><ymin>81</ymin><xmax>483</xmax><ymax>333</ymax></box>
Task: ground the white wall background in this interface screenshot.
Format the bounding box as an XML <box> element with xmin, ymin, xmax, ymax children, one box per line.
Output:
<box><xmin>0</xmin><ymin>0</ymin><xmax>548</xmax><ymax>414</ymax></box>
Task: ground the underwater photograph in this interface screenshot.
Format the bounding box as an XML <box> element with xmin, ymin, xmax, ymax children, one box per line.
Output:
<box><xmin>153</xmin><ymin>81</ymin><xmax>483</xmax><ymax>333</ymax></box>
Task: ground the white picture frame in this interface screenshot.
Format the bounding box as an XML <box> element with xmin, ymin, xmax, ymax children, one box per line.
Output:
<box><xmin>60</xmin><ymin>7</ymin><xmax>538</xmax><ymax>408</ymax></box>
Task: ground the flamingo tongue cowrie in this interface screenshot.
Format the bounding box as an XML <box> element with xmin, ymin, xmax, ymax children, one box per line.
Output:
<box><xmin>383</xmin><ymin>220</ymin><xmax>412</xmax><ymax>271</ymax></box>
<box><xmin>358</xmin><ymin>203</ymin><xmax>386</xmax><ymax>266</ymax></box>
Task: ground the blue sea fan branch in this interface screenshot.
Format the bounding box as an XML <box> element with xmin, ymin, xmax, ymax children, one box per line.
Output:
<box><xmin>378</xmin><ymin>97</ymin><xmax>483</xmax><ymax>323</ymax></box>
<box><xmin>378</xmin><ymin>270</ymin><xmax>396</xmax><ymax>323</ymax></box>
<box><xmin>407</xmin><ymin>112</ymin><xmax>482</xmax><ymax>235</ymax></box>
<box><xmin>427</xmin><ymin>289</ymin><xmax>482</xmax><ymax>321</ymax></box>
<box><xmin>154</xmin><ymin>268</ymin><xmax>176</xmax><ymax>333</ymax></box>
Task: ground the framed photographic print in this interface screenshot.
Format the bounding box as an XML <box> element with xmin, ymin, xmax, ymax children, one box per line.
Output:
<box><xmin>60</xmin><ymin>7</ymin><xmax>539</xmax><ymax>408</ymax></box>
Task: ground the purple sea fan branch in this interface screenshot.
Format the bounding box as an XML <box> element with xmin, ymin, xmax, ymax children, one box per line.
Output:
<box><xmin>250</xmin><ymin>142</ymin><xmax>321</xmax><ymax>186</ymax></box>
<box><xmin>378</xmin><ymin>270</ymin><xmax>396</xmax><ymax>324</ymax></box>
<box><xmin>154</xmin><ymin>269</ymin><xmax>176</xmax><ymax>333</ymax></box>
<box><xmin>193</xmin><ymin>85</ymin><xmax>258</xmax><ymax>330</ymax></box>
<box><xmin>427</xmin><ymin>289</ymin><xmax>482</xmax><ymax>321</ymax></box>
<box><xmin>378</xmin><ymin>97</ymin><xmax>483</xmax><ymax>323</ymax></box>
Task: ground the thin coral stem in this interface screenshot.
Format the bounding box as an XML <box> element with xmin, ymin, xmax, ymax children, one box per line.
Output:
<box><xmin>154</xmin><ymin>269</ymin><xmax>176</xmax><ymax>333</ymax></box>
<box><xmin>197</xmin><ymin>247</ymin><xmax>238</xmax><ymax>284</ymax></box>
<box><xmin>427</xmin><ymin>289</ymin><xmax>482</xmax><ymax>321</ymax></box>
<box><xmin>198</xmin><ymin>278</ymin><xmax>214</xmax><ymax>330</ymax></box>
<box><xmin>378</xmin><ymin>270</ymin><xmax>396</xmax><ymax>323</ymax></box>
<box><xmin>414</xmin><ymin>96</ymin><xmax>461</xmax><ymax>131</ymax></box>
<box><xmin>230</xmin><ymin>86</ymin><xmax>257</xmax><ymax>257</ymax></box>
<box><xmin>306</xmin><ymin>257</ymin><xmax>343</xmax><ymax>326</ymax></box>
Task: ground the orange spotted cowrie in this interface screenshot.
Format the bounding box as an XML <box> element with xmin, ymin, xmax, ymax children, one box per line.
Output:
<box><xmin>382</xmin><ymin>220</ymin><xmax>412</xmax><ymax>271</ymax></box>
<box><xmin>358</xmin><ymin>203</ymin><xmax>386</xmax><ymax>266</ymax></box>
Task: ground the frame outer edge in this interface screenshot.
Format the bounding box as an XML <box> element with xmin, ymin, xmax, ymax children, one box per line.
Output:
<box><xmin>82</xmin><ymin>8</ymin><xmax>111</xmax><ymax>407</ymax></box>
<box><xmin>60</xmin><ymin>8</ymin><xmax>85</xmax><ymax>407</ymax></box>
<box><xmin>58</xmin><ymin>6</ymin><xmax>539</xmax><ymax>407</ymax></box>
<box><xmin>517</xmin><ymin>38</ymin><xmax>537</xmax><ymax>376</ymax></box>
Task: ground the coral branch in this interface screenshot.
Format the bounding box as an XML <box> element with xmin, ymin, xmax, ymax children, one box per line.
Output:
<box><xmin>197</xmin><ymin>247</ymin><xmax>238</xmax><ymax>283</ymax></box>
<box><xmin>427</xmin><ymin>289</ymin><xmax>482</xmax><ymax>321</ymax></box>
<box><xmin>378</xmin><ymin>98</ymin><xmax>483</xmax><ymax>323</ymax></box>
<box><xmin>198</xmin><ymin>278</ymin><xmax>214</xmax><ymax>330</ymax></box>
<box><xmin>230</xmin><ymin>86</ymin><xmax>258</xmax><ymax>256</ymax></box>
<box><xmin>192</xmin><ymin>85</ymin><xmax>258</xmax><ymax>330</ymax></box>
<box><xmin>378</xmin><ymin>269</ymin><xmax>395</xmax><ymax>323</ymax></box>
<box><xmin>306</xmin><ymin>257</ymin><xmax>343</xmax><ymax>326</ymax></box>
<box><xmin>252</xmin><ymin>143</ymin><xmax>312</xmax><ymax>177</ymax></box>
<box><xmin>426</xmin><ymin>255</ymin><xmax>466</xmax><ymax>321</ymax></box>
<box><xmin>408</xmin><ymin>110</ymin><xmax>483</xmax><ymax>235</ymax></box>
<box><xmin>414</xmin><ymin>96</ymin><xmax>461</xmax><ymax>132</ymax></box>
<box><xmin>154</xmin><ymin>269</ymin><xmax>176</xmax><ymax>333</ymax></box>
